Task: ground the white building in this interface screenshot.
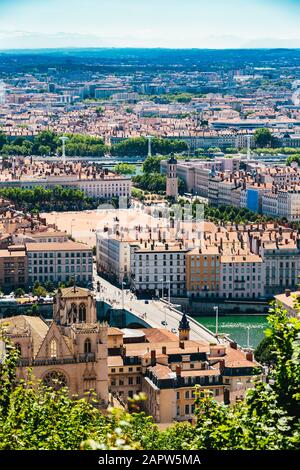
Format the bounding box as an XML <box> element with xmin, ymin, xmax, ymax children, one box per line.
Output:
<box><xmin>262</xmin><ymin>187</ymin><xmax>300</xmax><ymax>221</ymax></box>
<box><xmin>130</xmin><ymin>242</ymin><xmax>188</xmax><ymax>297</ymax></box>
<box><xmin>220</xmin><ymin>253</ymin><xmax>264</xmax><ymax>300</ymax></box>
<box><xmin>96</xmin><ymin>231</ymin><xmax>131</xmax><ymax>284</ymax></box>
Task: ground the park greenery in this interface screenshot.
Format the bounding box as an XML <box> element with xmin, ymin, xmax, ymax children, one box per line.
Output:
<box><xmin>254</xmin><ymin>128</ymin><xmax>276</xmax><ymax>148</ymax></box>
<box><xmin>110</xmin><ymin>137</ymin><xmax>188</xmax><ymax>157</ymax></box>
<box><xmin>142</xmin><ymin>155</ymin><xmax>165</xmax><ymax>174</ymax></box>
<box><xmin>0</xmin><ymin>185</ymin><xmax>100</xmax><ymax>212</ymax></box>
<box><xmin>190</xmin><ymin>203</ymin><xmax>277</xmax><ymax>225</ymax></box>
<box><xmin>0</xmin><ymin>131</ymin><xmax>188</xmax><ymax>158</ymax></box>
<box><xmin>286</xmin><ymin>154</ymin><xmax>300</xmax><ymax>167</ymax></box>
<box><xmin>0</xmin><ymin>131</ymin><xmax>108</xmax><ymax>157</ymax></box>
<box><xmin>0</xmin><ymin>306</ymin><xmax>299</xmax><ymax>450</ymax></box>
<box><xmin>112</xmin><ymin>163</ymin><xmax>136</xmax><ymax>175</ymax></box>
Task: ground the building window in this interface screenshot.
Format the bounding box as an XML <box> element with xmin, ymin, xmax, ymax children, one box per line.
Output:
<box><xmin>79</xmin><ymin>304</ymin><xmax>86</xmax><ymax>322</ymax></box>
<box><xmin>50</xmin><ymin>339</ymin><xmax>57</xmax><ymax>358</ymax></box>
<box><xmin>84</xmin><ymin>338</ymin><xmax>92</xmax><ymax>354</ymax></box>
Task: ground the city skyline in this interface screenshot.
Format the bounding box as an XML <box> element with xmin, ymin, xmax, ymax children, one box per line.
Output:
<box><xmin>1</xmin><ymin>0</ymin><xmax>300</xmax><ymax>49</ymax></box>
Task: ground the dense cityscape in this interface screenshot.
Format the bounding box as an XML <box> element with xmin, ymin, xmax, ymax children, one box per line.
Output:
<box><xmin>0</xmin><ymin>0</ymin><xmax>299</xmax><ymax>461</ymax></box>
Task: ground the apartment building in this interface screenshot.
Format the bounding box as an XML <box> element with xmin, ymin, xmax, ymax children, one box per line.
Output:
<box><xmin>219</xmin><ymin>253</ymin><xmax>264</xmax><ymax>300</ymax></box>
<box><xmin>96</xmin><ymin>231</ymin><xmax>131</xmax><ymax>284</ymax></box>
<box><xmin>240</xmin><ymin>183</ymin><xmax>272</xmax><ymax>214</ymax></box>
<box><xmin>26</xmin><ymin>241</ymin><xmax>93</xmax><ymax>287</ymax></box>
<box><xmin>262</xmin><ymin>187</ymin><xmax>300</xmax><ymax>221</ymax></box>
<box><xmin>185</xmin><ymin>246</ymin><xmax>220</xmax><ymax>298</ymax></box>
<box><xmin>77</xmin><ymin>176</ymin><xmax>131</xmax><ymax>199</ymax></box>
<box><xmin>0</xmin><ymin>245</ymin><xmax>28</xmax><ymax>292</ymax></box>
<box><xmin>130</xmin><ymin>242</ymin><xmax>188</xmax><ymax>297</ymax></box>
<box><xmin>160</xmin><ymin>157</ymin><xmax>240</xmax><ymax>198</ymax></box>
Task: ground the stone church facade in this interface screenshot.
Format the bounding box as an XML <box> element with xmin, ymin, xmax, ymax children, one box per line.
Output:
<box><xmin>1</xmin><ymin>286</ymin><xmax>109</xmax><ymax>404</ymax></box>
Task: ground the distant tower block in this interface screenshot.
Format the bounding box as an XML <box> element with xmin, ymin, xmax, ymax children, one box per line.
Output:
<box><xmin>166</xmin><ymin>155</ymin><xmax>178</xmax><ymax>198</ymax></box>
<box><xmin>59</xmin><ymin>136</ymin><xmax>69</xmax><ymax>165</ymax></box>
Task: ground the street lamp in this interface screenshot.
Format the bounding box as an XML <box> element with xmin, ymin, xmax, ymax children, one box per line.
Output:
<box><xmin>246</xmin><ymin>326</ymin><xmax>251</xmax><ymax>349</ymax></box>
<box><xmin>167</xmin><ymin>279</ymin><xmax>171</xmax><ymax>305</ymax></box>
<box><xmin>164</xmin><ymin>305</ymin><xmax>167</xmax><ymax>329</ymax></box>
<box><xmin>59</xmin><ymin>135</ymin><xmax>69</xmax><ymax>165</ymax></box>
<box><xmin>121</xmin><ymin>281</ymin><xmax>126</xmax><ymax>311</ymax></box>
<box><xmin>213</xmin><ymin>306</ymin><xmax>219</xmax><ymax>336</ymax></box>
<box><xmin>160</xmin><ymin>278</ymin><xmax>164</xmax><ymax>300</ymax></box>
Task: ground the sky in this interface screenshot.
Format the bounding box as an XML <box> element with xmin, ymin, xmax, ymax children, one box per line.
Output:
<box><xmin>1</xmin><ymin>0</ymin><xmax>300</xmax><ymax>49</ymax></box>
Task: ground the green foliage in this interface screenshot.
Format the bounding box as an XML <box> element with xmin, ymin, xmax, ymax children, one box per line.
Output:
<box><xmin>0</xmin><ymin>131</ymin><xmax>108</xmax><ymax>157</ymax></box>
<box><xmin>142</xmin><ymin>155</ymin><xmax>164</xmax><ymax>174</ymax></box>
<box><xmin>201</xmin><ymin>204</ymin><xmax>275</xmax><ymax>224</ymax></box>
<box><xmin>62</xmin><ymin>133</ymin><xmax>108</xmax><ymax>157</ymax></box>
<box><xmin>0</xmin><ymin>130</ymin><xmax>8</xmax><ymax>150</ymax></box>
<box><xmin>286</xmin><ymin>154</ymin><xmax>300</xmax><ymax>167</ymax></box>
<box><xmin>133</xmin><ymin>173</ymin><xmax>167</xmax><ymax>193</ymax></box>
<box><xmin>0</xmin><ymin>185</ymin><xmax>99</xmax><ymax>212</ymax></box>
<box><xmin>32</xmin><ymin>282</ymin><xmax>48</xmax><ymax>298</ymax></box>
<box><xmin>255</xmin><ymin>336</ymin><xmax>275</xmax><ymax>364</ymax></box>
<box><xmin>111</xmin><ymin>137</ymin><xmax>188</xmax><ymax>157</ymax></box>
<box><xmin>131</xmin><ymin>187</ymin><xmax>145</xmax><ymax>201</ymax></box>
<box><xmin>254</xmin><ymin>128</ymin><xmax>274</xmax><ymax>148</ymax></box>
<box><xmin>113</xmin><ymin>163</ymin><xmax>136</xmax><ymax>175</ymax></box>
<box><xmin>95</xmin><ymin>106</ymin><xmax>104</xmax><ymax>116</ymax></box>
<box><xmin>14</xmin><ymin>288</ymin><xmax>25</xmax><ymax>298</ymax></box>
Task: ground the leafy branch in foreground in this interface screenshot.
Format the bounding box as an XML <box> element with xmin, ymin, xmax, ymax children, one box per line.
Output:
<box><xmin>0</xmin><ymin>306</ymin><xmax>299</xmax><ymax>450</ymax></box>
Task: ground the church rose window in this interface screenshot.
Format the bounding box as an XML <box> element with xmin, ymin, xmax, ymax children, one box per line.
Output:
<box><xmin>43</xmin><ymin>371</ymin><xmax>68</xmax><ymax>390</ymax></box>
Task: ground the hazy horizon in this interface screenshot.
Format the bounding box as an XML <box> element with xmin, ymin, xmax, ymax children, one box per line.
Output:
<box><xmin>1</xmin><ymin>0</ymin><xmax>300</xmax><ymax>49</ymax></box>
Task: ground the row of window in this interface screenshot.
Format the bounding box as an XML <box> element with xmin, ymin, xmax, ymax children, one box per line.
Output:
<box><xmin>110</xmin><ymin>376</ymin><xmax>141</xmax><ymax>386</ymax></box>
<box><xmin>29</xmin><ymin>265</ymin><xmax>92</xmax><ymax>274</ymax></box>
<box><xmin>28</xmin><ymin>252</ymin><xmax>92</xmax><ymax>258</ymax></box>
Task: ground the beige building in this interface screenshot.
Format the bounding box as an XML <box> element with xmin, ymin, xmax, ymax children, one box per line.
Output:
<box><xmin>274</xmin><ymin>289</ymin><xmax>300</xmax><ymax>318</ymax></box>
<box><xmin>1</xmin><ymin>286</ymin><xmax>109</xmax><ymax>403</ymax></box>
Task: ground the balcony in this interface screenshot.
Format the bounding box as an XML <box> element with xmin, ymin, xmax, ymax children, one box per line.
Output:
<box><xmin>18</xmin><ymin>353</ymin><xmax>96</xmax><ymax>367</ymax></box>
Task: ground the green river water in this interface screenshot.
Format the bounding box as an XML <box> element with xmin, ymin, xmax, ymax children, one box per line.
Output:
<box><xmin>195</xmin><ymin>315</ymin><xmax>269</xmax><ymax>349</ymax></box>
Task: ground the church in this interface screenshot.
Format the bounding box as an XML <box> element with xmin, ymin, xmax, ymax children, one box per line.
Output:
<box><xmin>1</xmin><ymin>286</ymin><xmax>109</xmax><ymax>404</ymax></box>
